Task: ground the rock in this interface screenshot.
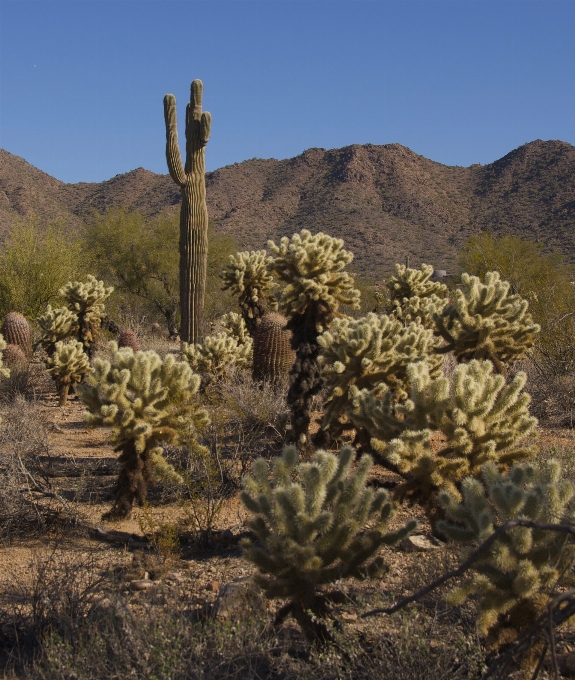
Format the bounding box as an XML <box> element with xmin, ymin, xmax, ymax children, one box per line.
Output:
<box><xmin>341</xmin><ymin>612</ymin><xmax>357</xmax><ymax>622</ymax></box>
<box><xmin>87</xmin><ymin>596</ymin><xmax>133</xmax><ymax>631</ymax></box>
<box><xmin>130</xmin><ymin>579</ymin><xmax>155</xmax><ymax>590</ymax></box>
<box><xmin>206</xmin><ymin>580</ymin><xmax>220</xmax><ymax>592</ymax></box>
<box><xmin>401</xmin><ymin>535</ymin><xmax>444</xmax><ymax>552</ymax></box>
<box><xmin>212</xmin><ymin>576</ymin><xmax>266</xmax><ymax>621</ymax></box>
<box><xmin>166</xmin><ymin>572</ymin><xmax>184</xmax><ymax>582</ymax></box>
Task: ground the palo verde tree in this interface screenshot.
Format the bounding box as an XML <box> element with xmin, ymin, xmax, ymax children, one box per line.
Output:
<box><xmin>267</xmin><ymin>230</ymin><xmax>360</xmax><ymax>447</ymax></box>
<box><xmin>163</xmin><ymin>79</ymin><xmax>211</xmax><ymax>344</ymax></box>
<box><xmin>78</xmin><ymin>343</ymin><xmax>210</xmax><ymax>519</ymax></box>
<box><xmin>241</xmin><ymin>444</ymin><xmax>416</xmax><ymax>643</ymax></box>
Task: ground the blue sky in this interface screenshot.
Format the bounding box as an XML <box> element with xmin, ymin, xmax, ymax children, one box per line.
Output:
<box><xmin>1</xmin><ymin>0</ymin><xmax>574</xmax><ymax>184</ymax></box>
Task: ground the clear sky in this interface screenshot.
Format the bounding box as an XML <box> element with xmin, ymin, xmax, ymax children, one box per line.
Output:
<box><xmin>0</xmin><ymin>0</ymin><xmax>573</xmax><ymax>184</ymax></box>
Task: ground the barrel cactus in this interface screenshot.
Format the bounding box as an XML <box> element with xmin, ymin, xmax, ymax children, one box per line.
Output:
<box><xmin>163</xmin><ymin>79</ymin><xmax>211</xmax><ymax>344</ymax></box>
<box><xmin>3</xmin><ymin>343</ymin><xmax>28</xmax><ymax>367</ymax></box>
<box><xmin>46</xmin><ymin>340</ymin><xmax>92</xmax><ymax>406</ymax></box>
<box><xmin>1</xmin><ymin>312</ymin><xmax>32</xmax><ymax>358</ymax></box>
<box><xmin>252</xmin><ymin>312</ymin><xmax>295</xmax><ymax>384</ymax></box>
<box><xmin>118</xmin><ymin>329</ymin><xmax>140</xmax><ymax>352</ymax></box>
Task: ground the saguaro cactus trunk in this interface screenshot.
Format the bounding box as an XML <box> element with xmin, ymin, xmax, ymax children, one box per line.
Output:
<box><xmin>163</xmin><ymin>80</ymin><xmax>211</xmax><ymax>344</ymax></box>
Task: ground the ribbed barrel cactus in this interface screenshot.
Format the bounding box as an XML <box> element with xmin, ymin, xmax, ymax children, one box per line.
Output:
<box><xmin>318</xmin><ymin>313</ymin><xmax>442</xmax><ymax>440</ymax></box>
<box><xmin>59</xmin><ymin>275</ymin><xmax>114</xmax><ymax>357</ymax></box>
<box><xmin>46</xmin><ymin>340</ymin><xmax>92</xmax><ymax>406</ymax></box>
<box><xmin>78</xmin><ymin>344</ymin><xmax>210</xmax><ymax>519</ymax></box>
<box><xmin>220</xmin><ymin>250</ymin><xmax>275</xmax><ymax>335</ymax></box>
<box><xmin>267</xmin><ymin>230</ymin><xmax>360</xmax><ymax>447</ymax></box>
<box><xmin>252</xmin><ymin>312</ymin><xmax>295</xmax><ymax>384</ymax></box>
<box><xmin>3</xmin><ymin>343</ymin><xmax>27</xmax><ymax>367</ymax></box>
<box><xmin>118</xmin><ymin>329</ymin><xmax>140</xmax><ymax>352</ymax></box>
<box><xmin>163</xmin><ymin>79</ymin><xmax>211</xmax><ymax>344</ymax></box>
<box><xmin>435</xmin><ymin>271</ymin><xmax>540</xmax><ymax>373</ymax></box>
<box><xmin>1</xmin><ymin>312</ymin><xmax>32</xmax><ymax>358</ymax></box>
<box><xmin>437</xmin><ymin>460</ymin><xmax>575</xmax><ymax>653</ymax></box>
<box><xmin>181</xmin><ymin>332</ymin><xmax>252</xmax><ymax>382</ymax></box>
<box><xmin>351</xmin><ymin>360</ymin><xmax>537</xmax><ymax>517</ymax></box>
<box><xmin>241</xmin><ymin>444</ymin><xmax>416</xmax><ymax>642</ymax></box>
<box><xmin>37</xmin><ymin>305</ymin><xmax>79</xmax><ymax>356</ymax></box>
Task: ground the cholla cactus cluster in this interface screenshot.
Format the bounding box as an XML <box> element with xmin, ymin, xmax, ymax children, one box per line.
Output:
<box><xmin>0</xmin><ymin>334</ymin><xmax>10</xmax><ymax>379</ymax></box>
<box><xmin>386</xmin><ymin>263</ymin><xmax>448</xmax><ymax>328</ymax></box>
<box><xmin>218</xmin><ymin>312</ymin><xmax>251</xmax><ymax>346</ymax></box>
<box><xmin>78</xmin><ymin>343</ymin><xmax>209</xmax><ymax>518</ymax></box>
<box><xmin>318</xmin><ymin>314</ymin><xmax>442</xmax><ymax>438</ymax></box>
<box><xmin>437</xmin><ymin>460</ymin><xmax>575</xmax><ymax>650</ymax></box>
<box><xmin>37</xmin><ymin>305</ymin><xmax>79</xmax><ymax>356</ymax></box>
<box><xmin>181</xmin><ymin>332</ymin><xmax>252</xmax><ymax>380</ymax></box>
<box><xmin>436</xmin><ymin>271</ymin><xmax>540</xmax><ymax>373</ymax></box>
<box><xmin>220</xmin><ymin>250</ymin><xmax>275</xmax><ymax>335</ymax></box>
<box><xmin>351</xmin><ymin>360</ymin><xmax>537</xmax><ymax>515</ymax></box>
<box><xmin>241</xmin><ymin>444</ymin><xmax>416</xmax><ymax>642</ymax></box>
<box><xmin>267</xmin><ymin>230</ymin><xmax>360</xmax><ymax>446</ymax></box>
<box><xmin>46</xmin><ymin>340</ymin><xmax>92</xmax><ymax>406</ymax></box>
<box><xmin>59</xmin><ymin>275</ymin><xmax>114</xmax><ymax>357</ymax></box>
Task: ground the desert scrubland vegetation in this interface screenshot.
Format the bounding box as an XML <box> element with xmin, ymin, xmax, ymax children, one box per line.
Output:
<box><xmin>2</xmin><ymin>80</ymin><xmax>575</xmax><ymax>677</ymax></box>
<box><xmin>1</xmin><ymin>212</ymin><xmax>575</xmax><ymax>679</ymax></box>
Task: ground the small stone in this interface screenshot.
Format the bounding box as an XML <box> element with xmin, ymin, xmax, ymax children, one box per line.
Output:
<box><xmin>212</xmin><ymin>577</ymin><xmax>265</xmax><ymax>621</ymax></box>
<box><xmin>143</xmin><ymin>571</ymin><xmax>149</xmax><ymax>580</ymax></box>
<box><xmin>166</xmin><ymin>572</ymin><xmax>183</xmax><ymax>582</ymax></box>
<box><xmin>341</xmin><ymin>612</ymin><xmax>357</xmax><ymax>622</ymax></box>
<box><xmin>401</xmin><ymin>535</ymin><xmax>444</xmax><ymax>552</ymax></box>
<box><xmin>130</xmin><ymin>579</ymin><xmax>155</xmax><ymax>591</ymax></box>
<box><xmin>206</xmin><ymin>580</ymin><xmax>220</xmax><ymax>592</ymax></box>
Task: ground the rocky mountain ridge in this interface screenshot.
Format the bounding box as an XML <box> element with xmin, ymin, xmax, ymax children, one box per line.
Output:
<box><xmin>1</xmin><ymin>139</ymin><xmax>574</xmax><ymax>275</ymax></box>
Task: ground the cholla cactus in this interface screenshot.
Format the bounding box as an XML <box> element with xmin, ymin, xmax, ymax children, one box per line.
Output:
<box><xmin>0</xmin><ymin>334</ymin><xmax>10</xmax><ymax>379</ymax></box>
<box><xmin>46</xmin><ymin>340</ymin><xmax>92</xmax><ymax>406</ymax></box>
<box><xmin>220</xmin><ymin>250</ymin><xmax>275</xmax><ymax>335</ymax></box>
<box><xmin>37</xmin><ymin>305</ymin><xmax>79</xmax><ymax>356</ymax></box>
<box><xmin>386</xmin><ymin>264</ymin><xmax>448</xmax><ymax>329</ymax></box>
<box><xmin>241</xmin><ymin>444</ymin><xmax>416</xmax><ymax>643</ymax></box>
<box><xmin>218</xmin><ymin>312</ymin><xmax>251</xmax><ymax>346</ymax></box>
<box><xmin>387</xmin><ymin>263</ymin><xmax>449</xmax><ymax>306</ymax></box>
<box><xmin>78</xmin><ymin>344</ymin><xmax>210</xmax><ymax>519</ymax></box>
<box><xmin>437</xmin><ymin>460</ymin><xmax>575</xmax><ymax>652</ymax></box>
<box><xmin>318</xmin><ymin>313</ymin><xmax>442</xmax><ymax>440</ymax></box>
<box><xmin>181</xmin><ymin>332</ymin><xmax>252</xmax><ymax>381</ymax></box>
<box><xmin>351</xmin><ymin>360</ymin><xmax>537</xmax><ymax>516</ymax></box>
<box><xmin>59</xmin><ymin>275</ymin><xmax>114</xmax><ymax>357</ymax></box>
<box><xmin>435</xmin><ymin>271</ymin><xmax>540</xmax><ymax>373</ymax></box>
<box><xmin>267</xmin><ymin>230</ymin><xmax>360</xmax><ymax>446</ymax></box>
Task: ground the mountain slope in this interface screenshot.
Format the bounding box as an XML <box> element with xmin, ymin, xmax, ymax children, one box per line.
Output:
<box><xmin>1</xmin><ymin>139</ymin><xmax>574</xmax><ymax>276</ymax></box>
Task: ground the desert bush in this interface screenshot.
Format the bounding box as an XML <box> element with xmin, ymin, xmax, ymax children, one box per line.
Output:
<box><xmin>0</xmin><ymin>398</ymin><xmax>71</xmax><ymax>540</ymax></box>
<box><xmin>0</xmin><ymin>547</ymin><xmax>109</xmax><ymax>668</ymax></box>
<box><xmin>241</xmin><ymin>444</ymin><xmax>416</xmax><ymax>643</ymax></box>
<box><xmin>0</xmin><ymin>215</ymin><xmax>85</xmax><ymax>319</ymax></box>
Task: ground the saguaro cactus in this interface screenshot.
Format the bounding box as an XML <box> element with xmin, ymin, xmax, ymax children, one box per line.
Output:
<box><xmin>163</xmin><ymin>80</ymin><xmax>211</xmax><ymax>344</ymax></box>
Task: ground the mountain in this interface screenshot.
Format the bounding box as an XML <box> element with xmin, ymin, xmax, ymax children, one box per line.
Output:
<box><xmin>1</xmin><ymin>139</ymin><xmax>574</xmax><ymax>276</ymax></box>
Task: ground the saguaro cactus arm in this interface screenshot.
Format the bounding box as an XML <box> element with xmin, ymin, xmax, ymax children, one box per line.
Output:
<box><xmin>163</xmin><ymin>94</ymin><xmax>187</xmax><ymax>186</ymax></box>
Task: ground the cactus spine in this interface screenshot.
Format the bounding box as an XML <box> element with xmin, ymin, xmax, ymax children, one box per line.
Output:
<box><xmin>163</xmin><ymin>79</ymin><xmax>211</xmax><ymax>344</ymax></box>
<box><xmin>1</xmin><ymin>312</ymin><xmax>32</xmax><ymax>358</ymax></box>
